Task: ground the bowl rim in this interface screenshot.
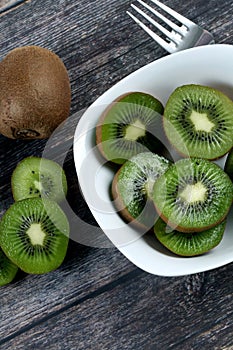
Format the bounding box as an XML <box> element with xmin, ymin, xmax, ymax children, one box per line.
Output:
<box><xmin>73</xmin><ymin>43</ymin><xmax>233</xmax><ymax>276</ymax></box>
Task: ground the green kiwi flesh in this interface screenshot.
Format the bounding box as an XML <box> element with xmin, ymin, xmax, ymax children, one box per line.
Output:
<box><xmin>11</xmin><ymin>156</ymin><xmax>67</xmax><ymax>203</ymax></box>
<box><xmin>0</xmin><ymin>198</ymin><xmax>69</xmax><ymax>274</ymax></box>
<box><xmin>154</xmin><ymin>217</ymin><xmax>226</xmax><ymax>256</ymax></box>
<box><xmin>0</xmin><ymin>248</ymin><xmax>18</xmax><ymax>286</ymax></box>
<box><xmin>163</xmin><ymin>84</ymin><xmax>233</xmax><ymax>159</ymax></box>
<box><xmin>112</xmin><ymin>152</ymin><xmax>171</xmax><ymax>228</ymax></box>
<box><xmin>225</xmin><ymin>149</ymin><xmax>233</xmax><ymax>182</ymax></box>
<box><xmin>96</xmin><ymin>92</ymin><xmax>165</xmax><ymax>164</ymax></box>
<box><xmin>153</xmin><ymin>158</ymin><xmax>233</xmax><ymax>232</ymax></box>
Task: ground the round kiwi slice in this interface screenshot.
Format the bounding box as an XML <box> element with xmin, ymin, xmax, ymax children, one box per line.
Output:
<box><xmin>153</xmin><ymin>158</ymin><xmax>233</xmax><ymax>232</ymax></box>
<box><xmin>96</xmin><ymin>92</ymin><xmax>165</xmax><ymax>164</ymax></box>
<box><xmin>112</xmin><ymin>152</ymin><xmax>171</xmax><ymax>229</ymax></box>
<box><xmin>225</xmin><ymin>148</ymin><xmax>233</xmax><ymax>182</ymax></box>
<box><xmin>11</xmin><ymin>156</ymin><xmax>68</xmax><ymax>203</ymax></box>
<box><xmin>154</xmin><ymin>217</ymin><xmax>226</xmax><ymax>257</ymax></box>
<box><xmin>163</xmin><ymin>84</ymin><xmax>233</xmax><ymax>159</ymax></box>
<box><xmin>0</xmin><ymin>45</ymin><xmax>71</xmax><ymax>139</ymax></box>
<box><xmin>0</xmin><ymin>198</ymin><xmax>69</xmax><ymax>274</ymax></box>
<box><xmin>0</xmin><ymin>248</ymin><xmax>18</xmax><ymax>286</ymax></box>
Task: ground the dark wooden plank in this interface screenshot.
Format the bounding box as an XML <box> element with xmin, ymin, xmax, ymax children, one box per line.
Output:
<box><xmin>0</xmin><ymin>0</ymin><xmax>26</xmax><ymax>13</ymax></box>
<box><xmin>2</xmin><ymin>264</ymin><xmax>233</xmax><ymax>349</ymax></box>
<box><xmin>1</xmin><ymin>0</ymin><xmax>233</xmax><ymax>349</ymax></box>
<box><xmin>0</xmin><ymin>245</ymin><xmax>139</xmax><ymax>345</ymax></box>
<box><xmin>0</xmin><ymin>0</ymin><xmax>15</xmax><ymax>8</ymax></box>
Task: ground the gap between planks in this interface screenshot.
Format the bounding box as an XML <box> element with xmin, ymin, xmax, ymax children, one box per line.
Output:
<box><xmin>0</xmin><ymin>0</ymin><xmax>28</xmax><ymax>15</ymax></box>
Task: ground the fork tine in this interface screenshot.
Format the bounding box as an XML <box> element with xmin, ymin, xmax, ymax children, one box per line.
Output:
<box><xmin>137</xmin><ymin>0</ymin><xmax>184</xmax><ymax>35</ymax></box>
<box><xmin>127</xmin><ymin>0</ymin><xmax>214</xmax><ymax>53</ymax></box>
<box><xmin>126</xmin><ymin>10</ymin><xmax>176</xmax><ymax>53</ymax></box>
<box><xmin>130</xmin><ymin>3</ymin><xmax>178</xmax><ymax>42</ymax></box>
<box><xmin>149</xmin><ymin>0</ymin><xmax>194</xmax><ymax>27</ymax></box>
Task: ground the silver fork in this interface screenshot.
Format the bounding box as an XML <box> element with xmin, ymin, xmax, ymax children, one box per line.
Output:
<box><xmin>127</xmin><ymin>0</ymin><xmax>215</xmax><ymax>53</ymax></box>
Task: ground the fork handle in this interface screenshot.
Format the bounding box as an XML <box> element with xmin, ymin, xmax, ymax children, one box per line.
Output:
<box><xmin>194</xmin><ymin>29</ymin><xmax>215</xmax><ymax>46</ymax></box>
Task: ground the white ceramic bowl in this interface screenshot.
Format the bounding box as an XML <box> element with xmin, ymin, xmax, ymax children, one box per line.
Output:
<box><xmin>73</xmin><ymin>44</ymin><xmax>233</xmax><ymax>276</ymax></box>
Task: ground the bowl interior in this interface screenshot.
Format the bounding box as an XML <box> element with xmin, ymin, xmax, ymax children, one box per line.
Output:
<box><xmin>73</xmin><ymin>44</ymin><xmax>233</xmax><ymax>276</ymax></box>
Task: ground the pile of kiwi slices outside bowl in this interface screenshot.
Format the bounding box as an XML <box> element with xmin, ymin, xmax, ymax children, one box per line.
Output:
<box><xmin>73</xmin><ymin>44</ymin><xmax>233</xmax><ymax>276</ymax></box>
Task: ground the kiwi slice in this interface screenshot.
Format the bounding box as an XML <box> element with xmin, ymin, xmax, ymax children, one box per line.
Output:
<box><xmin>225</xmin><ymin>148</ymin><xmax>233</xmax><ymax>182</ymax></box>
<box><xmin>0</xmin><ymin>198</ymin><xmax>69</xmax><ymax>274</ymax></box>
<box><xmin>96</xmin><ymin>92</ymin><xmax>165</xmax><ymax>164</ymax></box>
<box><xmin>163</xmin><ymin>84</ymin><xmax>233</xmax><ymax>159</ymax></box>
<box><xmin>112</xmin><ymin>152</ymin><xmax>171</xmax><ymax>228</ymax></box>
<box><xmin>0</xmin><ymin>248</ymin><xmax>18</xmax><ymax>286</ymax></box>
<box><xmin>153</xmin><ymin>158</ymin><xmax>233</xmax><ymax>232</ymax></box>
<box><xmin>11</xmin><ymin>156</ymin><xmax>67</xmax><ymax>203</ymax></box>
<box><xmin>154</xmin><ymin>217</ymin><xmax>226</xmax><ymax>256</ymax></box>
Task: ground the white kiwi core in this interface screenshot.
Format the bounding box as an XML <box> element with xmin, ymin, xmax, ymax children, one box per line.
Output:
<box><xmin>125</xmin><ymin>119</ymin><xmax>146</xmax><ymax>141</ymax></box>
<box><xmin>26</xmin><ymin>223</ymin><xmax>46</xmax><ymax>246</ymax></box>
<box><xmin>145</xmin><ymin>178</ymin><xmax>155</xmax><ymax>199</ymax></box>
<box><xmin>34</xmin><ymin>180</ymin><xmax>43</xmax><ymax>192</ymax></box>
<box><xmin>190</xmin><ymin>111</ymin><xmax>215</xmax><ymax>132</ymax></box>
<box><xmin>179</xmin><ymin>182</ymin><xmax>207</xmax><ymax>204</ymax></box>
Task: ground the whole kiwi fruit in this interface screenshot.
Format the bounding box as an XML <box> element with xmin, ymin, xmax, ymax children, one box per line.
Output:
<box><xmin>0</xmin><ymin>45</ymin><xmax>71</xmax><ymax>139</ymax></box>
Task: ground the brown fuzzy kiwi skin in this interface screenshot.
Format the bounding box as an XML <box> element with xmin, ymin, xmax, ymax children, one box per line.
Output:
<box><xmin>153</xmin><ymin>204</ymin><xmax>229</xmax><ymax>233</ymax></box>
<box><xmin>111</xmin><ymin>167</ymin><xmax>149</xmax><ymax>230</ymax></box>
<box><xmin>0</xmin><ymin>46</ymin><xmax>71</xmax><ymax>139</ymax></box>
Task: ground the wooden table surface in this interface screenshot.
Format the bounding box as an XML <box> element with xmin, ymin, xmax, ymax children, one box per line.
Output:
<box><xmin>1</xmin><ymin>0</ymin><xmax>233</xmax><ymax>349</ymax></box>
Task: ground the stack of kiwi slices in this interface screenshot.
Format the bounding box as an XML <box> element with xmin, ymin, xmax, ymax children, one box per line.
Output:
<box><xmin>153</xmin><ymin>158</ymin><xmax>232</xmax><ymax>256</ymax></box>
<box><xmin>0</xmin><ymin>156</ymin><xmax>69</xmax><ymax>286</ymax></box>
<box><xmin>96</xmin><ymin>86</ymin><xmax>233</xmax><ymax>257</ymax></box>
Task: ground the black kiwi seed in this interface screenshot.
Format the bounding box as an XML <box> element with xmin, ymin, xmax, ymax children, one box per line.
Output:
<box><xmin>154</xmin><ymin>217</ymin><xmax>226</xmax><ymax>256</ymax></box>
<box><xmin>0</xmin><ymin>198</ymin><xmax>69</xmax><ymax>274</ymax></box>
<box><xmin>163</xmin><ymin>84</ymin><xmax>233</xmax><ymax>159</ymax></box>
<box><xmin>11</xmin><ymin>156</ymin><xmax>68</xmax><ymax>203</ymax></box>
<box><xmin>153</xmin><ymin>158</ymin><xmax>233</xmax><ymax>232</ymax></box>
<box><xmin>96</xmin><ymin>92</ymin><xmax>166</xmax><ymax>164</ymax></box>
<box><xmin>112</xmin><ymin>152</ymin><xmax>171</xmax><ymax>229</ymax></box>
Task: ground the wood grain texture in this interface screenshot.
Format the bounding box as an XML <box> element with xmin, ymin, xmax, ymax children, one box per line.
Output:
<box><xmin>0</xmin><ymin>0</ymin><xmax>15</xmax><ymax>8</ymax></box>
<box><xmin>2</xmin><ymin>264</ymin><xmax>233</xmax><ymax>349</ymax></box>
<box><xmin>1</xmin><ymin>0</ymin><xmax>233</xmax><ymax>349</ymax></box>
<box><xmin>0</xmin><ymin>0</ymin><xmax>26</xmax><ymax>13</ymax></box>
